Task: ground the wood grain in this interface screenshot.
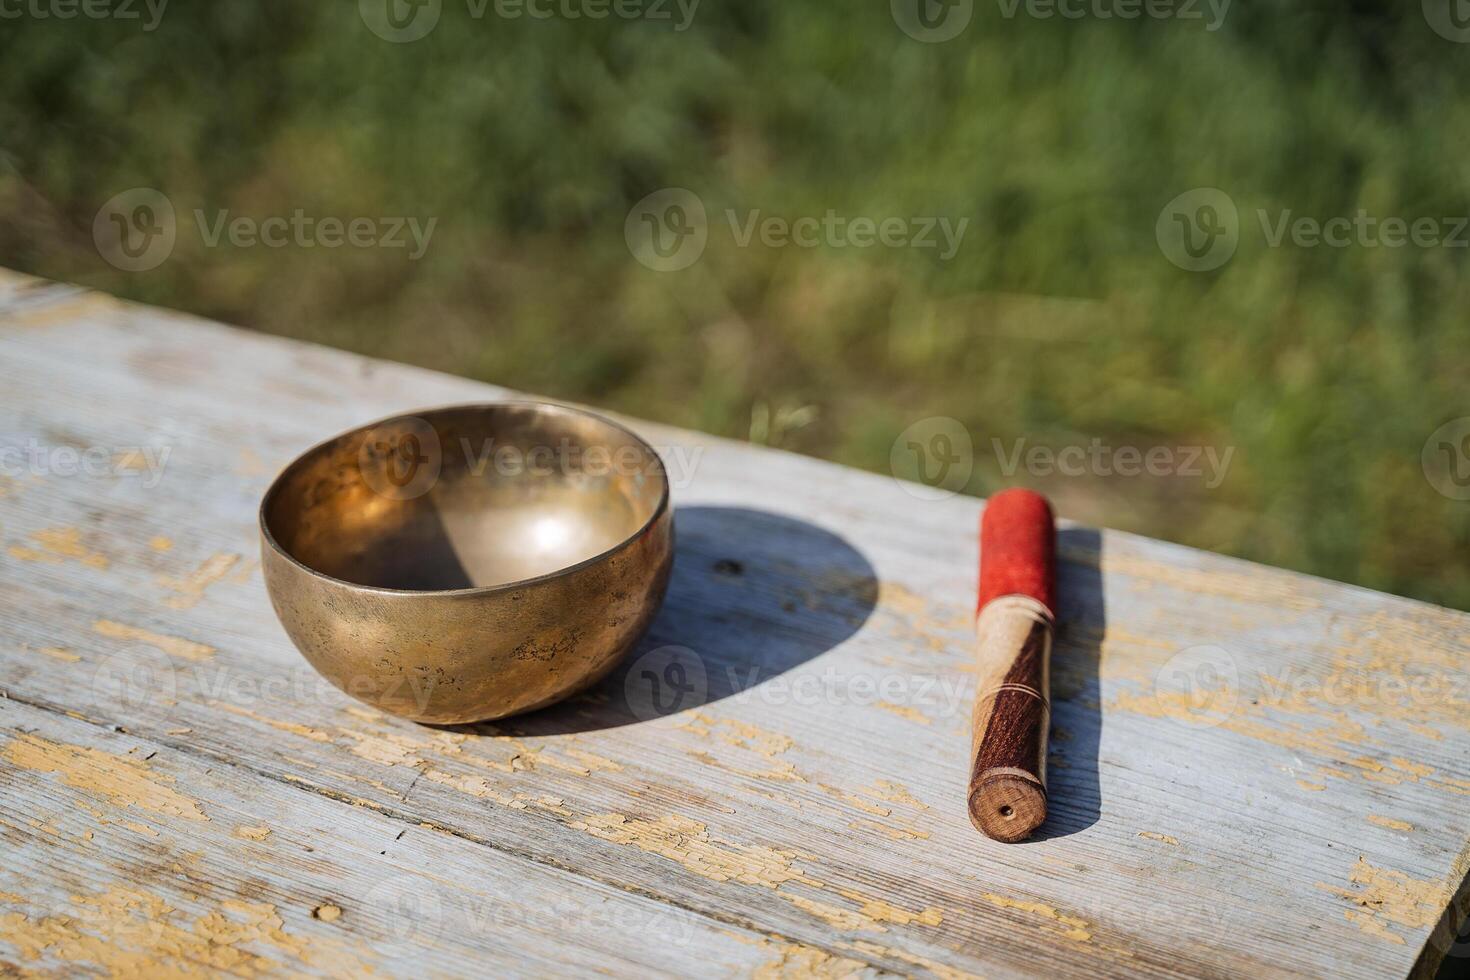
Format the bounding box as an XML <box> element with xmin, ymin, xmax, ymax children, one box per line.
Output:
<box><xmin>1</xmin><ymin>267</ymin><xmax>1468</xmax><ymax>978</ymax></box>
<box><xmin>968</xmin><ymin>596</ymin><xmax>1053</xmax><ymax>842</ymax></box>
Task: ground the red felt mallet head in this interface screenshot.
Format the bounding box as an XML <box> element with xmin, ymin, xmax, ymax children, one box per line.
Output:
<box><xmin>977</xmin><ymin>488</ymin><xmax>1056</xmax><ymax>616</ymax></box>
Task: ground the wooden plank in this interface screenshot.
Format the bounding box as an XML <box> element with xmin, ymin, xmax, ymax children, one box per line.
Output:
<box><xmin>1</xmin><ymin>267</ymin><xmax>1467</xmax><ymax>978</ymax></box>
<box><xmin>0</xmin><ymin>698</ymin><xmax>842</xmax><ymax>978</ymax></box>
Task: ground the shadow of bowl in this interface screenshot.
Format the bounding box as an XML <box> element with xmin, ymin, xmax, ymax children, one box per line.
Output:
<box><xmin>500</xmin><ymin>505</ymin><xmax>878</xmax><ymax>735</ymax></box>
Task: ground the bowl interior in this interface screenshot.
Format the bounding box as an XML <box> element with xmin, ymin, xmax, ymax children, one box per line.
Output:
<box><xmin>263</xmin><ymin>403</ymin><xmax>667</xmax><ymax>591</ymax></box>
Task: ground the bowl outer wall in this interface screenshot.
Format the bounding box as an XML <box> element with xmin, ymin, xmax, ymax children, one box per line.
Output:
<box><xmin>259</xmin><ymin>505</ymin><xmax>673</xmax><ymax>724</ymax></box>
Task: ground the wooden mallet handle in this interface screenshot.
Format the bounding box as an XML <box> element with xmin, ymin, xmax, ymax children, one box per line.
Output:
<box><xmin>968</xmin><ymin>488</ymin><xmax>1056</xmax><ymax>842</ymax></box>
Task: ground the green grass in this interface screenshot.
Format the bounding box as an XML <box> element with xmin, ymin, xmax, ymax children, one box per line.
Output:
<box><xmin>3</xmin><ymin>2</ymin><xmax>1468</xmax><ymax>608</ymax></box>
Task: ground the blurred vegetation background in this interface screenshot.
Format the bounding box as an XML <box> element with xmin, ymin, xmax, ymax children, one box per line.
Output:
<box><xmin>2</xmin><ymin>1</ymin><xmax>1468</xmax><ymax>609</ymax></box>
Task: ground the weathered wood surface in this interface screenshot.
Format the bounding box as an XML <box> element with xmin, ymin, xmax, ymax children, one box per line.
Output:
<box><xmin>0</xmin><ymin>266</ymin><xmax>1467</xmax><ymax>979</ymax></box>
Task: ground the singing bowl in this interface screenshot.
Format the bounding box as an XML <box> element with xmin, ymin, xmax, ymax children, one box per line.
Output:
<box><xmin>259</xmin><ymin>402</ymin><xmax>673</xmax><ymax>724</ymax></box>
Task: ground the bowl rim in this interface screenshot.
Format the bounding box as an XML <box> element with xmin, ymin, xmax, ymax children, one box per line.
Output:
<box><xmin>258</xmin><ymin>399</ymin><xmax>672</xmax><ymax>598</ymax></box>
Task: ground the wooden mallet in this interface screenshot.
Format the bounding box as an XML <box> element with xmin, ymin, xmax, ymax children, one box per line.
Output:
<box><xmin>968</xmin><ymin>488</ymin><xmax>1056</xmax><ymax>842</ymax></box>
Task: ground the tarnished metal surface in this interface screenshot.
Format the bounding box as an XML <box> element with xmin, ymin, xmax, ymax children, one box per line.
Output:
<box><xmin>260</xmin><ymin>402</ymin><xmax>672</xmax><ymax>723</ymax></box>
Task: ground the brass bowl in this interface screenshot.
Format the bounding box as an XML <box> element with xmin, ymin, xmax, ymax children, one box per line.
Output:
<box><xmin>259</xmin><ymin>402</ymin><xmax>673</xmax><ymax>724</ymax></box>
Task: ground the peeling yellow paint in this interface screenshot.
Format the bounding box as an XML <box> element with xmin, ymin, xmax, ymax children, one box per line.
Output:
<box><xmin>717</xmin><ymin>717</ymin><xmax>797</xmax><ymax>757</ymax></box>
<box><xmin>112</xmin><ymin>449</ymin><xmax>151</xmax><ymax>471</ymax></box>
<box><xmin>328</xmin><ymin>716</ymin><xmax>605</xmax><ymax>795</ymax></box>
<box><xmin>786</xmin><ymin>894</ymin><xmax>876</xmax><ymax>932</ymax></box>
<box><xmin>157</xmin><ymin>553</ymin><xmax>240</xmax><ymax>609</ymax></box>
<box><xmin>93</xmin><ymin>620</ymin><xmax>215</xmax><ymax>662</ymax></box>
<box><xmin>0</xmin><ymin>884</ymin><xmax>375</xmax><ymax>976</ymax></box>
<box><xmin>37</xmin><ymin>646</ymin><xmax>81</xmax><ymax>663</ymax></box>
<box><xmin>846</xmin><ymin>819</ymin><xmax>930</xmax><ymax>841</ymax></box>
<box><xmin>1429</xmin><ymin>775</ymin><xmax>1470</xmax><ymax>795</ymax></box>
<box><xmin>339</xmin><ymin>728</ymin><xmax>431</xmax><ymax>767</ymax></box>
<box><xmin>866</xmin><ymin>781</ymin><xmax>928</xmax><ymax>810</ymax></box>
<box><xmin>1317</xmin><ymin>857</ymin><xmax>1455</xmax><ymax>946</ymax></box>
<box><xmin>1296</xmin><ymin>780</ymin><xmax>1327</xmax><ymax>792</ymax></box>
<box><xmin>681</xmin><ymin>713</ymin><xmax>805</xmax><ymax>782</ymax></box>
<box><xmin>571</xmin><ymin>813</ymin><xmax>810</xmax><ymax>888</ymax></box>
<box><xmin>215</xmin><ymin>703</ymin><xmax>333</xmax><ymax>743</ymax></box>
<box><xmin>1137</xmin><ymin>831</ymin><xmax>1179</xmax><ymax>845</ymax></box>
<box><xmin>8</xmin><ymin>526</ymin><xmax>109</xmax><ymax>569</ymax></box>
<box><xmin>3</xmin><ymin>733</ymin><xmax>207</xmax><ymax>822</ymax></box>
<box><xmin>817</xmin><ymin>784</ymin><xmax>890</xmax><ymax>817</ymax></box>
<box><xmin>149</xmin><ymin>536</ymin><xmax>174</xmax><ymax>552</ymax></box>
<box><xmin>421</xmin><ymin>769</ymin><xmax>522</xmax><ymax>808</ymax></box>
<box><xmin>833</xmin><ymin>890</ymin><xmax>942</xmax><ymax>927</ymax></box>
<box><xmin>874</xmin><ymin>702</ymin><xmax>931</xmax><ymax>725</ymax></box>
<box><xmin>875</xmin><ymin>580</ymin><xmax>970</xmax><ymax>632</ymax></box>
<box><xmin>568</xmin><ymin>809</ymin><xmax>941</xmax><ymax>942</ymax></box>
<box><xmin>27</xmin><ymin>818</ymin><xmax>62</xmax><ymax>837</ymax></box>
<box><xmin>561</xmin><ymin>746</ymin><xmax>623</xmax><ymax>772</ymax></box>
<box><xmin>1343</xmin><ymin>907</ymin><xmax>1406</xmax><ymax>945</ymax></box>
<box><xmin>502</xmin><ymin>739</ymin><xmax>595</xmax><ymax>777</ymax></box>
<box><xmin>980</xmin><ymin>892</ymin><xmax>1091</xmax><ymax>942</ymax></box>
<box><xmin>234</xmin><ymin>824</ymin><xmax>272</xmax><ymax>841</ymax></box>
<box><xmin>749</xmin><ymin>936</ymin><xmax>869</xmax><ymax>979</ymax></box>
<box><xmin>1389</xmin><ymin>757</ymin><xmax>1433</xmax><ymax>778</ymax></box>
<box><xmin>532</xmin><ymin>796</ymin><xmax>574</xmax><ymax>817</ymax></box>
<box><xmin>1367</xmin><ymin>815</ymin><xmax>1414</xmax><ymax>832</ymax></box>
<box><xmin>121</xmin><ymin>820</ymin><xmax>159</xmax><ymax>837</ymax></box>
<box><xmin>342</xmin><ymin>706</ymin><xmax>381</xmax><ymax>722</ymax></box>
<box><xmin>691</xmin><ymin>750</ymin><xmax>805</xmax><ymax>783</ymax></box>
<box><xmin>311</xmin><ymin>903</ymin><xmax>341</xmax><ymax>923</ymax></box>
